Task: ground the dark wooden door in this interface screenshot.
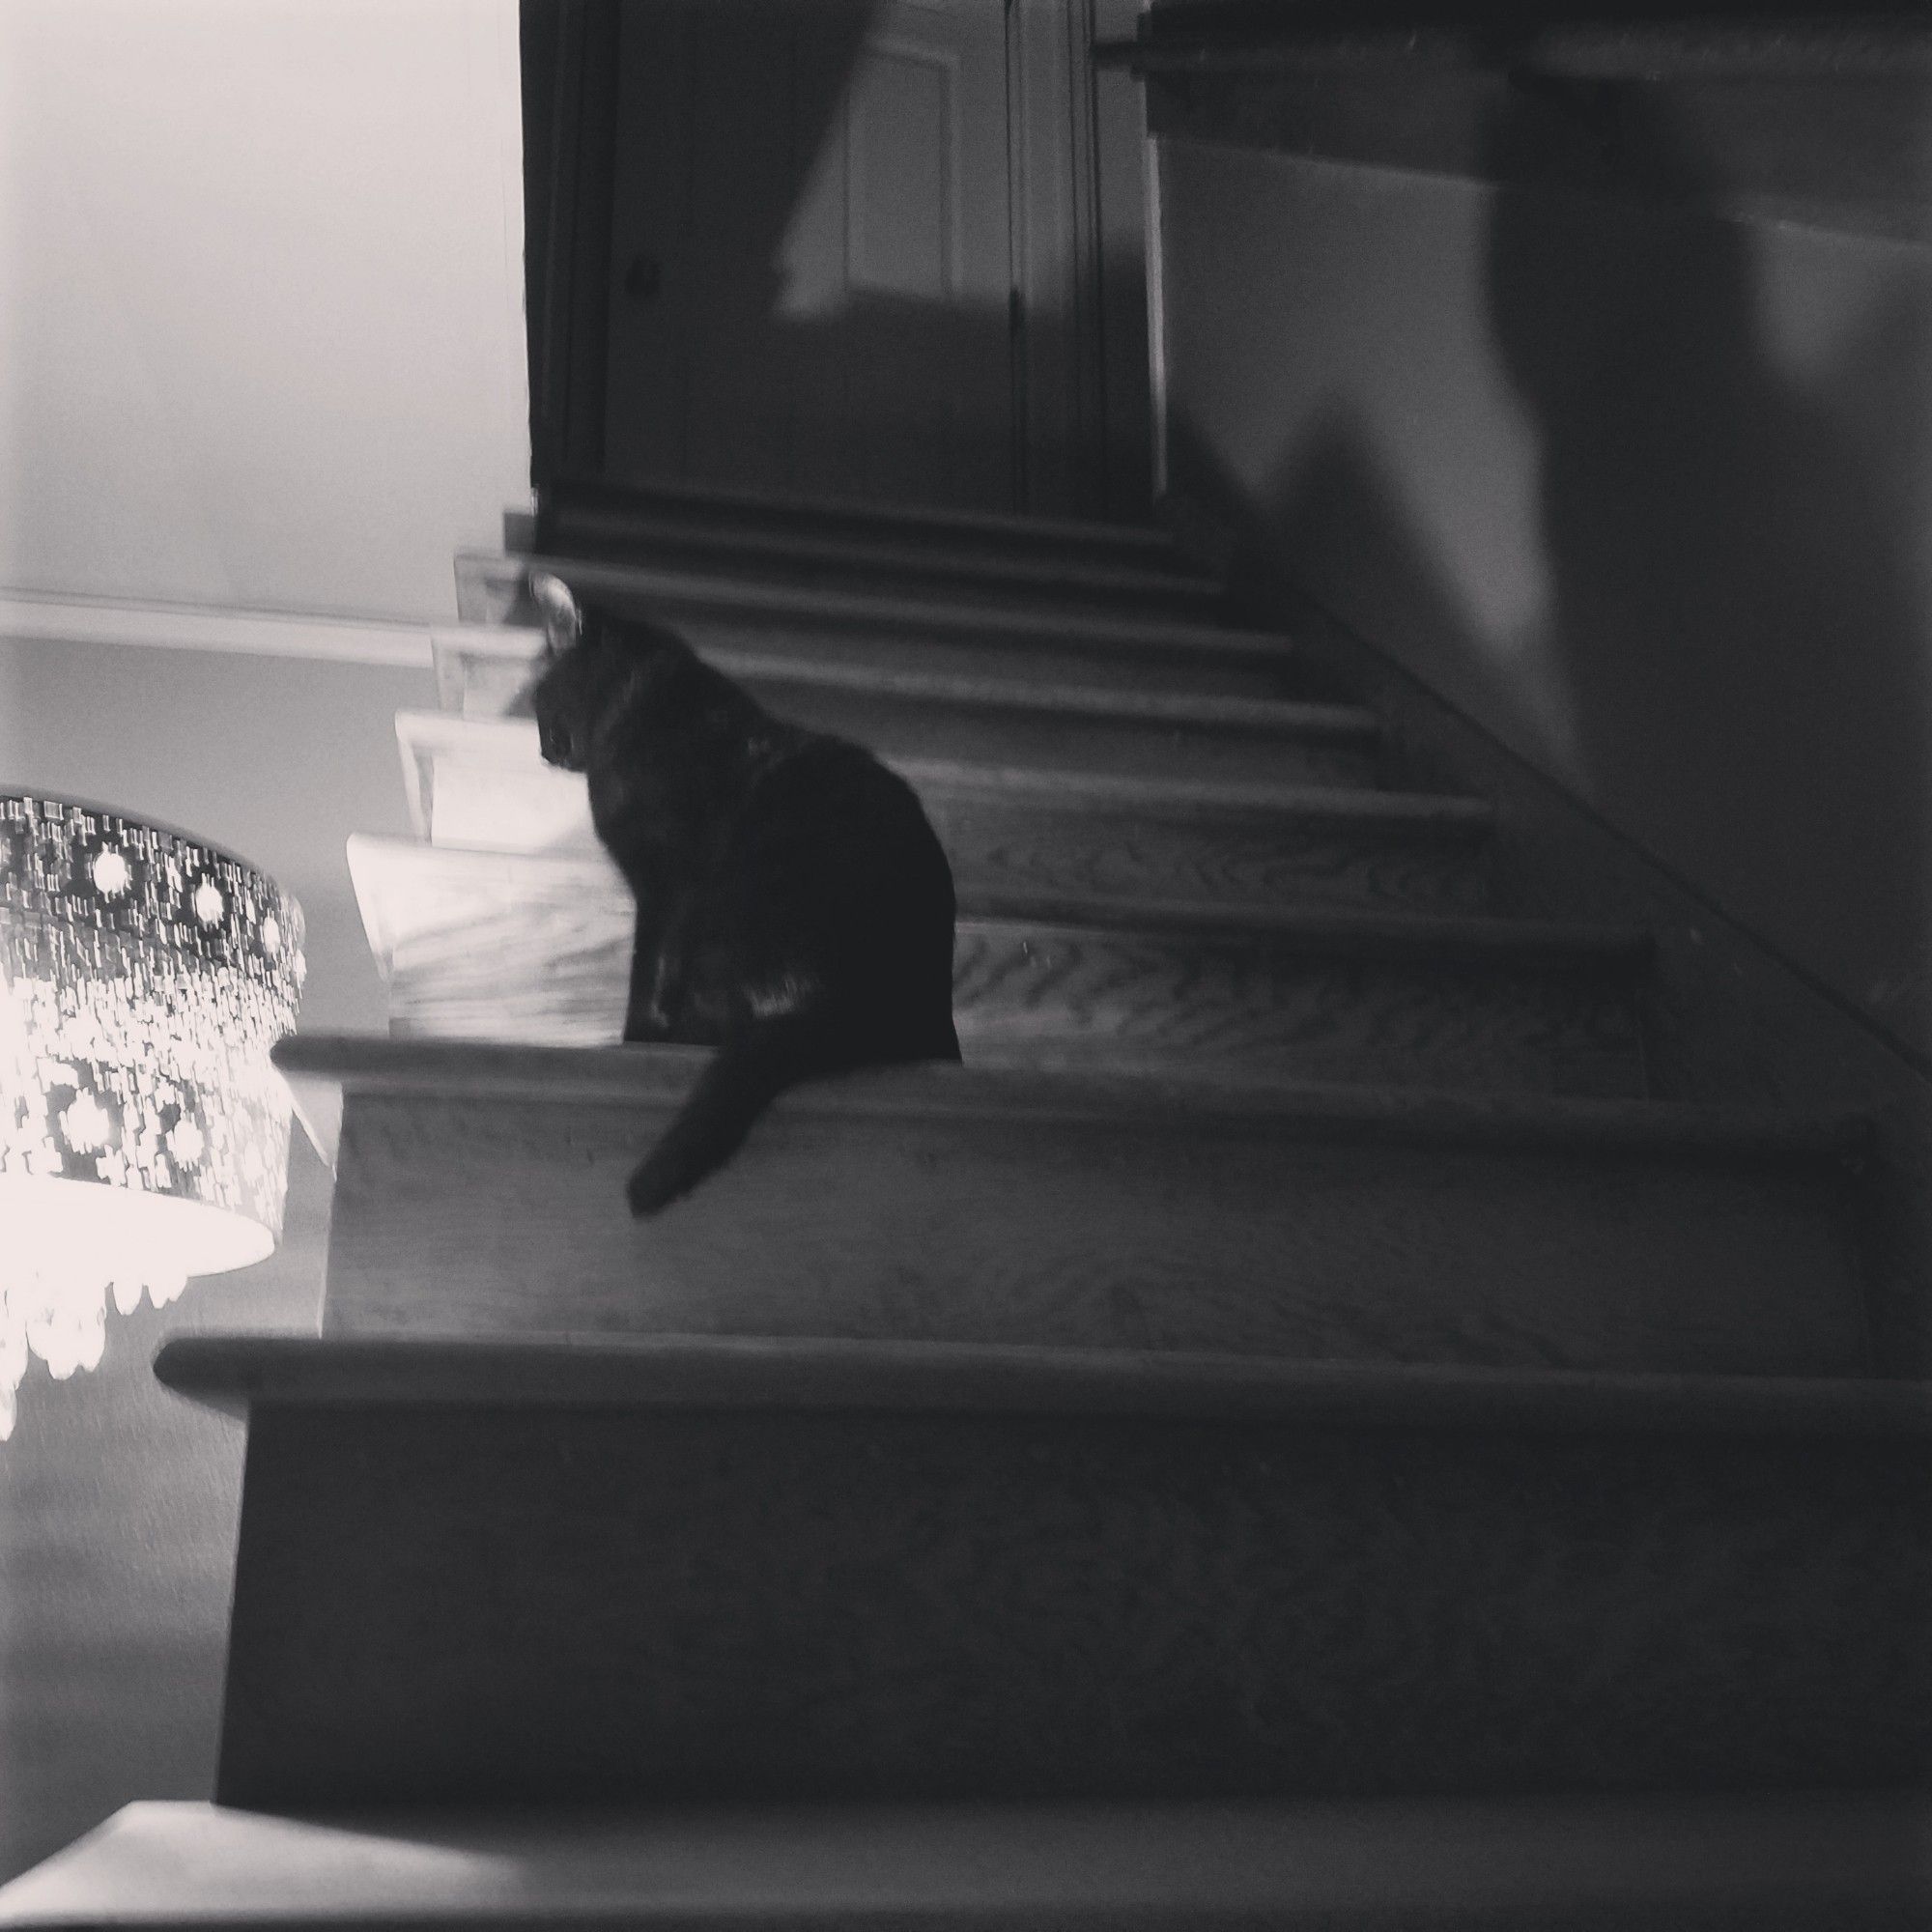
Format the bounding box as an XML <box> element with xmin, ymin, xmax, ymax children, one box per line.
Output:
<box><xmin>599</xmin><ymin>0</ymin><xmax>1019</xmax><ymax>513</ymax></box>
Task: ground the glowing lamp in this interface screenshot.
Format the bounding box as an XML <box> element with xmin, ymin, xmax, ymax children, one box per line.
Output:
<box><xmin>0</xmin><ymin>795</ymin><xmax>303</xmax><ymax>1439</ymax></box>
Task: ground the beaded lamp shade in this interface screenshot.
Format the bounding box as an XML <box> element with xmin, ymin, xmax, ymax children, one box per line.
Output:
<box><xmin>0</xmin><ymin>795</ymin><xmax>304</xmax><ymax>1440</ymax></box>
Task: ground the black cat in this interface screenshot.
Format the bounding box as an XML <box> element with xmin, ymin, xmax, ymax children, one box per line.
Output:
<box><xmin>525</xmin><ymin>572</ymin><xmax>960</xmax><ymax>1216</ymax></box>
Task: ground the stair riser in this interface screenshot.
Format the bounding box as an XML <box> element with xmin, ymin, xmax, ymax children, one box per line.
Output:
<box><xmin>531</xmin><ymin>485</ymin><xmax>1188</xmax><ymax>571</ymax></box>
<box><xmin>536</xmin><ymin>536</ymin><xmax>1230</xmax><ymax>623</ymax></box>
<box><xmin>927</xmin><ymin>793</ymin><xmax>1492</xmax><ymax>917</ymax></box>
<box><xmin>317</xmin><ymin>1088</ymin><xmax>1869</xmax><ymax>1377</ymax></box>
<box><xmin>677</xmin><ymin>614</ymin><xmax>1290</xmax><ymax>697</ymax></box>
<box><xmin>360</xmin><ymin>873</ymin><xmax>1645</xmax><ymax>1097</ymax></box>
<box><xmin>442</xmin><ymin>649</ymin><xmax>1381</xmax><ymax>788</ymax></box>
<box><xmin>452</xmin><ymin>557</ymin><xmax>1268</xmax><ymax>689</ymax></box>
<box><xmin>444</xmin><ymin>615</ymin><xmax>1296</xmax><ymax>708</ymax></box>
<box><xmin>215</xmin><ymin>1400</ymin><xmax>1932</xmax><ymax>1807</ymax></box>
<box><xmin>413</xmin><ymin>755</ymin><xmax>1486</xmax><ymax>916</ymax></box>
<box><xmin>953</xmin><ymin>924</ymin><xmax>1646</xmax><ymax>1097</ymax></box>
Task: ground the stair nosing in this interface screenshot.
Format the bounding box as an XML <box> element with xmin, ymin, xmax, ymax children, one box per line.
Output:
<box><xmin>37</xmin><ymin>1795</ymin><xmax>1930</xmax><ymax>1929</ymax></box>
<box><xmin>154</xmin><ymin>1329</ymin><xmax>1932</xmax><ymax>1437</ymax></box>
<box><xmin>272</xmin><ymin>1033</ymin><xmax>1867</xmax><ymax>1163</ymax></box>
<box><xmin>460</xmin><ymin>550</ymin><xmax>1287</xmax><ymax>660</ymax></box>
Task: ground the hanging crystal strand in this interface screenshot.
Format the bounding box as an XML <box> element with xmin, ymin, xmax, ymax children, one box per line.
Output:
<box><xmin>0</xmin><ymin>796</ymin><xmax>303</xmax><ymax>1444</ymax></box>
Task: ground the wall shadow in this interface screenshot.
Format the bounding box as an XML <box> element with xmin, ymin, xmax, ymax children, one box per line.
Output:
<box><xmin>1171</xmin><ymin>82</ymin><xmax>1931</xmax><ymax>1066</ymax></box>
<box><xmin>1481</xmin><ymin>79</ymin><xmax>1932</xmax><ymax>1058</ymax></box>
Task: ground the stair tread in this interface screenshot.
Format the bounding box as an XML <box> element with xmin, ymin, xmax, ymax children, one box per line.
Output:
<box><xmin>462</xmin><ymin>551</ymin><xmax>1278</xmax><ymax>659</ymax></box>
<box><xmin>895</xmin><ymin>758</ymin><xmax>1490</xmax><ymax>824</ymax></box>
<box><xmin>155</xmin><ymin>1331</ymin><xmax>1932</xmax><ymax>1435</ymax></box>
<box><xmin>272</xmin><ymin>1032</ymin><xmax>1864</xmax><ymax>1169</ymax></box>
<box><xmin>347</xmin><ymin>831</ymin><xmax>1631</xmax><ymax>962</ymax></box>
<box><xmin>965</xmin><ymin>893</ymin><xmax>1645</xmax><ymax>960</ymax></box>
<box><xmin>11</xmin><ymin>1792</ymin><xmax>1924</xmax><ymax>1927</ymax></box>
<box><xmin>539</xmin><ymin>472</ymin><xmax>1192</xmax><ymax>558</ymax></box>
<box><xmin>434</xmin><ymin>626</ymin><xmax>1372</xmax><ymax>733</ymax></box>
<box><xmin>399</xmin><ymin>708</ymin><xmax>1486</xmax><ymax>826</ymax></box>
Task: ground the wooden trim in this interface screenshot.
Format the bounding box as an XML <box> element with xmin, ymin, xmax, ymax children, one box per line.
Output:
<box><xmin>1145</xmin><ymin>127</ymin><xmax>1171</xmax><ymax>500</ymax></box>
<box><xmin>522</xmin><ymin>0</ymin><xmax>620</xmax><ymax>492</ymax></box>
<box><xmin>155</xmin><ymin>1328</ymin><xmax>1932</xmax><ymax>1435</ymax></box>
<box><xmin>270</xmin><ymin>1030</ymin><xmax>1866</xmax><ymax>1162</ymax></box>
<box><xmin>1091</xmin><ymin>0</ymin><xmax>1157</xmax><ymax>519</ymax></box>
<box><xmin>1009</xmin><ymin>0</ymin><xmax>1088</xmax><ymax>515</ymax></box>
<box><xmin>0</xmin><ymin>594</ymin><xmax>432</xmax><ymax>668</ymax></box>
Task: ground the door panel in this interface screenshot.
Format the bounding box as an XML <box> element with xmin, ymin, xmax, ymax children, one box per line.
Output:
<box><xmin>602</xmin><ymin>0</ymin><xmax>1016</xmax><ymax>513</ymax></box>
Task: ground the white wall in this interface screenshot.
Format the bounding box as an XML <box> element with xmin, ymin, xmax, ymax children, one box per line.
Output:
<box><xmin>0</xmin><ymin>0</ymin><xmax>528</xmax><ymax>1869</ymax></box>
<box><xmin>0</xmin><ymin>0</ymin><xmax>529</xmax><ymax>621</ymax></box>
<box><xmin>0</xmin><ymin>631</ymin><xmax>440</xmax><ymax>1883</ymax></box>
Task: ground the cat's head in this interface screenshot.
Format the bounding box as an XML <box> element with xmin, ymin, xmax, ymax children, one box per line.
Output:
<box><xmin>525</xmin><ymin>571</ymin><xmax>701</xmax><ymax>773</ymax></box>
<box><xmin>525</xmin><ymin>572</ymin><xmax>624</xmax><ymax>772</ymax></box>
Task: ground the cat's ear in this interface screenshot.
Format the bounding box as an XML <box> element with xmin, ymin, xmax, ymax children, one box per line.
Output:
<box><xmin>528</xmin><ymin>571</ymin><xmax>582</xmax><ymax>657</ymax></box>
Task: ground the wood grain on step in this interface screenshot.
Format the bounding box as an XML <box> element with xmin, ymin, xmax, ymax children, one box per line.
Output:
<box><xmin>923</xmin><ymin>789</ymin><xmax>1491</xmax><ymax>915</ymax></box>
<box><xmin>351</xmin><ymin>838</ymin><xmax>1638</xmax><ymax>1096</ymax></box>
<box><xmin>951</xmin><ymin>920</ymin><xmax>1645</xmax><ymax>1096</ymax></box>
<box><xmin>318</xmin><ymin>1082</ymin><xmax>1869</xmax><ymax>1377</ymax></box>
<box><xmin>401</xmin><ymin>717</ymin><xmax>1489</xmax><ymax>914</ymax></box>
<box><xmin>274</xmin><ymin>1036</ymin><xmax>1867</xmax><ymax>1159</ymax></box>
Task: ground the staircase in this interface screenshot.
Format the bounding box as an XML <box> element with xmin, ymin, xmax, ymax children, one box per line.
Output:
<box><xmin>5</xmin><ymin>487</ymin><xmax>1928</xmax><ymax>1927</ymax></box>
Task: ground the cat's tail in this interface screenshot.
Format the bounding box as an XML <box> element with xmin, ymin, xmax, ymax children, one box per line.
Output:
<box><xmin>627</xmin><ymin>1017</ymin><xmax>841</xmax><ymax>1218</ymax></box>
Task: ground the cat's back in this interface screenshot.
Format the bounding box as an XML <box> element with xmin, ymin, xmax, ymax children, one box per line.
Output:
<box><xmin>689</xmin><ymin>725</ymin><xmax>955</xmax><ymax>991</ymax></box>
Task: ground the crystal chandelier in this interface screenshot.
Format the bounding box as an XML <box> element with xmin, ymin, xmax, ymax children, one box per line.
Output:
<box><xmin>0</xmin><ymin>795</ymin><xmax>304</xmax><ymax>1440</ymax></box>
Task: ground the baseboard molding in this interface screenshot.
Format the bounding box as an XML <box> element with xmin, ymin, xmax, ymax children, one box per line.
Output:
<box><xmin>1160</xmin><ymin>483</ymin><xmax>1932</xmax><ymax>1375</ymax></box>
<box><xmin>0</xmin><ymin>593</ymin><xmax>434</xmax><ymax>668</ymax></box>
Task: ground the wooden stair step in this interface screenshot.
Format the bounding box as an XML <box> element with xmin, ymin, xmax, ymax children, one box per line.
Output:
<box><xmin>16</xmin><ymin>1793</ymin><xmax>1928</xmax><ymax>1931</ymax></box>
<box><xmin>346</xmin><ymin>836</ymin><xmax>1645</xmax><ymax>1096</ymax></box>
<box><xmin>274</xmin><ymin>1034</ymin><xmax>1871</xmax><ymax>1378</ymax></box>
<box><xmin>539</xmin><ymin>475</ymin><xmax>1229</xmax><ymax>617</ymax></box>
<box><xmin>398</xmin><ymin>711</ymin><xmax>1494</xmax><ymax>915</ymax></box>
<box><xmin>952</xmin><ymin>909</ymin><xmax>1648</xmax><ymax>1095</ymax></box>
<box><xmin>916</xmin><ymin>762</ymin><xmax>1493</xmax><ymax>914</ymax></box>
<box><xmin>153</xmin><ymin>1332</ymin><xmax>1932</xmax><ymax>1808</ymax></box>
<box><xmin>536</xmin><ymin>471</ymin><xmax>1196</xmax><ymax>570</ymax></box>
<box><xmin>452</xmin><ymin>553</ymin><xmax>1296</xmax><ymax>698</ymax></box>
<box><xmin>431</xmin><ymin>631</ymin><xmax>1384</xmax><ymax>788</ymax></box>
